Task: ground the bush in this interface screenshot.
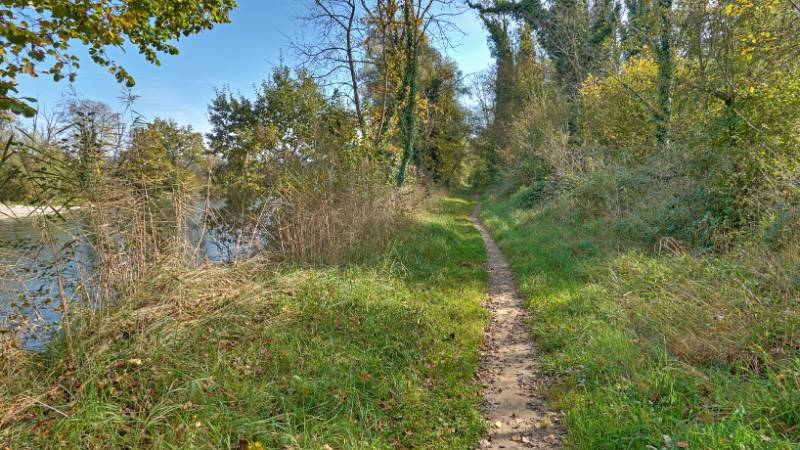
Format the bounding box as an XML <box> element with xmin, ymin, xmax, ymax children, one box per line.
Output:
<box><xmin>270</xmin><ymin>160</ymin><xmax>406</xmax><ymax>265</ymax></box>
<box><xmin>580</xmin><ymin>57</ymin><xmax>658</xmax><ymax>159</ymax></box>
<box><xmin>508</xmin><ymin>178</ymin><xmax>567</xmax><ymax>210</ymax></box>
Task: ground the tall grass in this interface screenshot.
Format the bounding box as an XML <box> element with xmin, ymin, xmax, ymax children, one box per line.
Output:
<box><xmin>0</xmin><ymin>196</ymin><xmax>490</xmax><ymax>449</ymax></box>
<box><xmin>0</xmin><ymin>105</ymin><xmax>215</xmax><ymax>355</ymax></box>
<box><xmin>270</xmin><ymin>164</ymin><xmax>413</xmax><ymax>265</ymax></box>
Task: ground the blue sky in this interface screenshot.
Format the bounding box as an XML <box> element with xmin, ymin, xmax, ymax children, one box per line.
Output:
<box><xmin>17</xmin><ymin>1</ymin><xmax>492</xmax><ymax>134</ymax></box>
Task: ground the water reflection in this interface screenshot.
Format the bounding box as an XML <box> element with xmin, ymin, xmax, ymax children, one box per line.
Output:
<box><xmin>0</xmin><ymin>216</ymin><xmax>93</xmax><ymax>348</ymax></box>
<box><xmin>0</xmin><ymin>202</ymin><xmax>259</xmax><ymax>349</ymax></box>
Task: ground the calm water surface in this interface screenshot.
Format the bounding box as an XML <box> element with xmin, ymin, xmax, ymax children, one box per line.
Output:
<box><xmin>0</xmin><ymin>208</ymin><xmax>242</xmax><ymax>349</ymax></box>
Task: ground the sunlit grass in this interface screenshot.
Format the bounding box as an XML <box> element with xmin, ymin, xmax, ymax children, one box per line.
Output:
<box><xmin>481</xmin><ymin>193</ymin><xmax>800</xmax><ymax>450</ymax></box>
<box><xmin>1</xmin><ymin>196</ymin><xmax>489</xmax><ymax>449</ymax></box>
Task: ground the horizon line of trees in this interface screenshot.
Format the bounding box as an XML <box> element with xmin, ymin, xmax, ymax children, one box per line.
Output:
<box><xmin>2</xmin><ymin>0</ymin><xmax>481</xmax><ymax>211</ymax></box>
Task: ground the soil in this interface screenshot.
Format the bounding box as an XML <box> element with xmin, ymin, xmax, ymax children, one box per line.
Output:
<box><xmin>471</xmin><ymin>204</ymin><xmax>564</xmax><ymax>450</ymax></box>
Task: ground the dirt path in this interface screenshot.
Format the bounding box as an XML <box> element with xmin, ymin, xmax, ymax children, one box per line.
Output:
<box><xmin>471</xmin><ymin>204</ymin><xmax>563</xmax><ymax>450</ymax></box>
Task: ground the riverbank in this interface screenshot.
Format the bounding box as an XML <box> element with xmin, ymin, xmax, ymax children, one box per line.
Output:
<box><xmin>1</xmin><ymin>196</ymin><xmax>491</xmax><ymax>449</ymax></box>
<box><xmin>0</xmin><ymin>204</ymin><xmax>82</xmax><ymax>221</ymax></box>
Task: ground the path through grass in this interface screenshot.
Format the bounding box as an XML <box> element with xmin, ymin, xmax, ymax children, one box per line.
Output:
<box><xmin>1</xmin><ymin>196</ymin><xmax>490</xmax><ymax>449</ymax></box>
<box><xmin>480</xmin><ymin>195</ymin><xmax>800</xmax><ymax>449</ymax></box>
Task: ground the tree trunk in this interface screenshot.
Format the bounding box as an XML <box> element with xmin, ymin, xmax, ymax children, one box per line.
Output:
<box><xmin>396</xmin><ymin>0</ymin><xmax>419</xmax><ymax>186</ymax></box>
<box><xmin>345</xmin><ymin>2</ymin><xmax>367</xmax><ymax>138</ymax></box>
<box><xmin>655</xmin><ymin>0</ymin><xmax>673</xmax><ymax>147</ymax></box>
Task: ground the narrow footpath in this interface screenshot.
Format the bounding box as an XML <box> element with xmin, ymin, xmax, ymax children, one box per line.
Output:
<box><xmin>471</xmin><ymin>204</ymin><xmax>564</xmax><ymax>450</ymax></box>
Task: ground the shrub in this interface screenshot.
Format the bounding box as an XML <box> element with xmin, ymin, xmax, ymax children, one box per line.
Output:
<box><xmin>508</xmin><ymin>178</ymin><xmax>567</xmax><ymax>210</ymax></box>
<box><xmin>580</xmin><ymin>57</ymin><xmax>659</xmax><ymax>159</ymax></box>
<box><xmin>270</xmin><ymin>160</ymin><xmax>406</xmax><ymax>265</ymax></box>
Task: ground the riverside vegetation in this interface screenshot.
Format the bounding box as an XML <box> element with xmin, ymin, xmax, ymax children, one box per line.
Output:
<box><xmin>2</xmin><ymin>0</ymin><xmax>800</xmax><ymax>449</ymax></box>
<box><xmin>2</xmin><ymin>1</ymin><xmax>487</xmax><ymax>448</ymax></box>
<box><xmin>2</xmin><ymin>196</ymin><xmax>490</xmax><ymax>448</ymax></box>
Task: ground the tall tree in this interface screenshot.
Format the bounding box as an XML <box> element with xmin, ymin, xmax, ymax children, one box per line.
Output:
<box><xmin>416</xmin><ymin>45</ymin><xmax>469</xmax><ymax>184</ymax></box>
<box><xmin>64</xmin><ymin>100</ymin><xmax>122</xmax><ymax>198</ymax></box>
<box><xmin>480</xmin><ymin>15</ymin><xmax>514</xmax><ymax>178</ymax></box>
<box><xmin>361</xmin><ymin>0</ymin><xmax>405</xmax><ymax>150</ymax></box>
<box><xmin>621</xmin><ymin>0</ymin><xmax>675</xmax><ymax>147</ymax></box>
<box><xmin>394</xmin><ymin>0</ymin><xmax>463</xmax><ymax>186</ymax></box>
<box><xmin>296</xmin><ymin>0</ymin><xmax>369</xmax><ymax>137</ymax></box>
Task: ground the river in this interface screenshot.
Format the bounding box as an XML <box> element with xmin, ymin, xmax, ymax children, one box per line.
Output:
<box><xmin>0</xmin><ymin>205</ymin><xmax>251</xmax><ymax>349</ymax></box>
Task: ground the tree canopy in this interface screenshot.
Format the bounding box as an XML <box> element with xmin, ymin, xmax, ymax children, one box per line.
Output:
<box><xmin>0</xmin><ymin>0</ymin><xmax>237</xmax><ymax>116</ymax></box>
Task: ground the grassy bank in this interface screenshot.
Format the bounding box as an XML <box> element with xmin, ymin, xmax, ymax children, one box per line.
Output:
<box><xmin>480</xmin><ymin>189</ymin><xmax>799</xmax><ymax>449</ymax></box>
<box><xmin>1</xmin><ymin>196</ymin><xmax>489</xmax><ymax>449</ymax></box>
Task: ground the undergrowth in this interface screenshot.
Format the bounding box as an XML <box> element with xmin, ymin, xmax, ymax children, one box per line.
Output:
<box><xmin>480</xmin><ymin>179</ymin><xmax>800</xmax><ymax>449</ymax></box>
<box><xmin>1</xmin><ymin>196</ymin><xmax>489</xmax><ymax>449</ymax></box>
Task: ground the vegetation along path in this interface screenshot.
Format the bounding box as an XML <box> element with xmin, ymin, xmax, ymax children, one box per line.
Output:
<box><xmin>471</xmin><ymin>204</ymin><xmax>563</xmax><ymax>449</ymax></box>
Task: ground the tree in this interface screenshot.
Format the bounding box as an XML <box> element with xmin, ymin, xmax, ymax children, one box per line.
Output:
<box><xmin>481</xmin><ymin>15</ymin><xmax>515</xmax><ymax>178</ymax></box>
<box><xmin>475</xmin><ymin>19</ymin><xmax>557</xmax><ymax>185</ymax></box>
<box><xmin>394</xmin><ymin>0</ymin><xmax>463</xmax><ymax>186</ymax></box>
<box><xmin>64</xmin><ymin>100</ymin><xmax>122</xmax><ymax>197</ymax></box>
<box><xmin>295</xmin><ymin>0</ymin><xmax>466</xmax><ymax>185</ymax></box>
<box><xmin>620</xmin><ymin>0</ymin><xmax>675</xmax><ymax>147</ymax></box>
<box><xmin>685</xmin><ymin>0</ymin><xmax>800</xmax><ymax>222</ymax></box>
<box><xmin>296</xmin><ymin>0</ymin><xmax>369</xmax><ymax>137</ymax></box>
<box><xmin>416</xmin><ymin>45</ymin><xmax>469</xmax><ymax>184</ymax></box>
<box><xmin>0</xmin><ymin>131</ymin><xmax>34</xmax><ymax>203</ymax></box>
<box><xmin>118</xmin><ymin>119</ymin><xmax>206</xmax><ymax>193</ymax></box>
<box><xmin>207</xmin><ymin>67</ymin><xmax>360</xmax><ymax>219</ymax></box>
<box><xmin>361</xmin><ymin>0</ymin><xmax>406</xmax><ymax>151</ymax></box>
<box><xmin>469</xmin><ymin>0</ymin><xmax>620</xmax><ymax>136</ymax></box>
<box><xmin>0</xmin><ymin>0</ymin><xmax>237</xmax><ymax>116</ymax></box>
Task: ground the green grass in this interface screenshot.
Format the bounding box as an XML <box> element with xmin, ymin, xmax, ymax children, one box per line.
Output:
<box><xmin>1</xmin><ymin>196</ymin><xmax>489</xmax><ymax>449</ymax></box>
<box><xmin>480</xmin><ymin>193</ymin><xmax>800</xmax><ymax>450</ymax></box>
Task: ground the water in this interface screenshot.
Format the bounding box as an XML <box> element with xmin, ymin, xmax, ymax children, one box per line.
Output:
<box><xmin>0</xmin><ymin>205</ymin><xmax>254</xmax><ymax>349</ymax></box>
<box><xmin>0</xmin><ymin>216</ymin><xmax>93</xmax><ymax>348</ymax></box>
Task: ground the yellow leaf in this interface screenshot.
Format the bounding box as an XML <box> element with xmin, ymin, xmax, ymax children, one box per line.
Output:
<box><xmin>723</xmin><ymin>4</ymin><xmax>735</xmax><ymax>15</ymax></box>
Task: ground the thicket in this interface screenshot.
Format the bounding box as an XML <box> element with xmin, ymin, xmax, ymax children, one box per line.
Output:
<box><xmin>470</xmin><ymin>0</ymin><xmax>800</xmax><ymax>447</ymax></box>
<box><xmin>470</xmin><ymin>0</ymin><xmax>800</xmax><ymax>246</ymax></box>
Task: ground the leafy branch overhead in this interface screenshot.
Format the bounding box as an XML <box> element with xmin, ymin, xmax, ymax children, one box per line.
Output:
<box><xmin>0</xmin><ymin>0</ymin><xmax>237</xmax><ymax>116</ymax></box>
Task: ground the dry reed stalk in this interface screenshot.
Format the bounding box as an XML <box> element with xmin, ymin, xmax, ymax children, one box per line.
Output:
<box><xmin>269</xmin><ymin>175</ymin><xmax>402</xmax><ymax>265</ymax></box>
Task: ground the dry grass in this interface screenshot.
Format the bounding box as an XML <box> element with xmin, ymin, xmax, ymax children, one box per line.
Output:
<box><xmin>0</xmin><ymin>196</ymin><xmax>490</xmax><ymax>449</ymax></box>
<box><xmin>0</xmin><ymin>259</ymin><xmax>272</xmax><ymax>423</ymax></box>
<box><xmin>270</xmin><ymin>168</ymin><xmax>428</xmax><ymax>265</ymax></box>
